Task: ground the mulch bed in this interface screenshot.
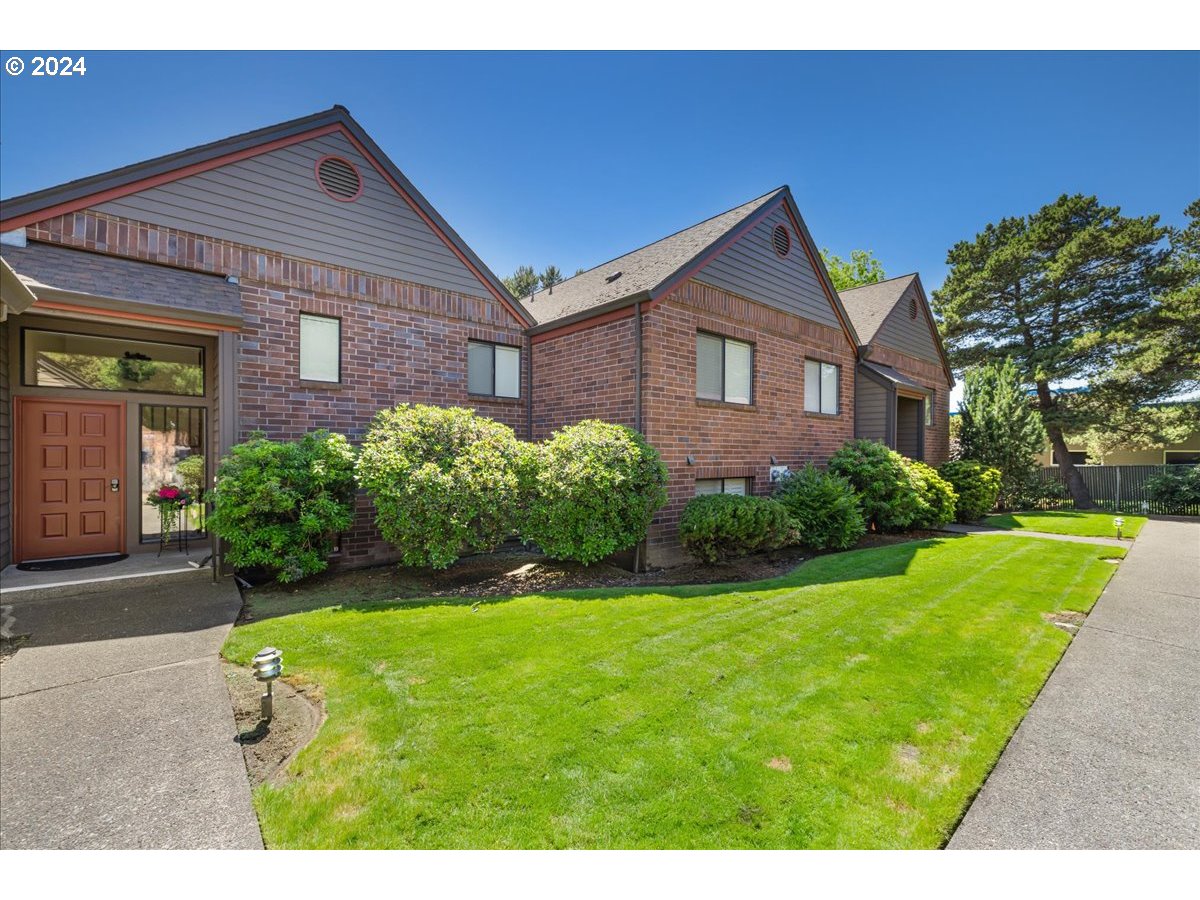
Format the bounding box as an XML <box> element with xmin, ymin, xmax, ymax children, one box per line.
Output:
<box><xmin>240</xmin><ymin>531</ymin><xmax>944</xmax><ymax>623</ymax></box>
<box><xmin>223</xmin><ymin>661</ymin><xmax>325</xmax><ymax>787</ymax></box>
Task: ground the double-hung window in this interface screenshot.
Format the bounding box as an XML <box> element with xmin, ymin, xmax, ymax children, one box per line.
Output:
<box><xmin>299</xmin><ymin>314</ymin><xmax>340</xmax><ymax>382</ymax></box>
<box><xmin>468</xmin><ymin>340</ymin><xmax>521</xmax><ymax>398</ymax></box>
<box><xmin>696</xmin><ymin>332</ymin><xmax>753</xmax><ymax>404</ymax></box>
<box><xmin>804</xmin><ymin>359</ymin><xmax>839</xmax><ymax>414</ymax></box>
<box><xmin>695</xmin><ymin>477</ymin><xmax>751</xmax><ymax>496</ymax></box>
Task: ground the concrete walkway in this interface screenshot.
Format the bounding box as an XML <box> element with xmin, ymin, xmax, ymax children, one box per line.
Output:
<box><xmin>940</xmin><ymin>522</ymin><xmax>1128</xmax><ymax>547</ymax></box>
<box><xmin>0</xmin><ymin>578</ymin><xmax>262</xmax><ymax>849</ymax></box>
<box><xmin>950</xmin><ymin>517</ymin><xmax>1200</xmax><ymax>849</ymax></box>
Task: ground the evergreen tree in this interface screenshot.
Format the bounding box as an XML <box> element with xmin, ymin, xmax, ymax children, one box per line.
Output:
<box><xmin>540</xmin><ymin>265</ymin><xmax>564</xmax><ymax>290</ymax></box>
<box><xmin>958</xmin><ymin>359</ymin><xmax>1046</xmax><ymax>509</ymax></box>
<box><xmin>934</xmin><ymin>194</ymin><xmax>1173</xmax><ymax>507</ymax></box>
<box><xmin>503</xmin><ymin>265</ymin><xmax>541</xmax><ymax>299</ymax></box>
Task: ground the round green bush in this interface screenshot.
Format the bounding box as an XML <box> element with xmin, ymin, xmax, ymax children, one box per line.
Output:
<box><xmin>774</xmin><ymin>464</ymin><xmax>866</xmax><ymax>550</ymax></box>
<box><xmin>356</xmin><ymin>404</ymin><xmax>526</xmax><ymax>569</ymax></box>
<box><xmin>906</xmin><ymin>460</ymin><xmax>958</xmax><ymax>529</ymax></box>
<box><xmin>828</xmin><ymin>439</ymin><xmax>923</xmax><ymax>532</ymax></box>
<box><xmin>208</xmin><ymin>430</ymin><xmax>357</xmax><ymax>583</ymax></box>
<box><xmin>1145</xmin><ymin>466</ymin><xmax>1200</xmax><ymax>511</ymax></box>
<box><xmin>679</xmin><ymin>493</ymin><xmax>794</xmax><ymax>564</ymax></box>
<box><xmin>521</xmin><ymin>420</ymin><xmax>668</xmax><ymax>564</ymax></box>
<box><xmin>939</xmin><ymin>460</ymin><xmax>1001</xmax><ymax>522</ymax></box>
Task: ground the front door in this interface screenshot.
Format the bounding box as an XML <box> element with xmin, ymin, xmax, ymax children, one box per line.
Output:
<box><xmin>16</xmin><ymin>398</ymin><xmax>124</xmax><ymax>561</ymax></box>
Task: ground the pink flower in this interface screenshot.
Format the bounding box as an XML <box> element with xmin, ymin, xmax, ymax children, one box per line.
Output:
<box><xmin>159</xmin><ymin>487</ymin><xmax>180</xmax><ymax>500</ymax></box>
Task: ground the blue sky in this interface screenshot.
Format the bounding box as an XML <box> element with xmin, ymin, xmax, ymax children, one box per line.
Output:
<box><xmin>3</xmin><ymin>50</ymin><xmax>1197</xmax><ymax>296</ymax></box>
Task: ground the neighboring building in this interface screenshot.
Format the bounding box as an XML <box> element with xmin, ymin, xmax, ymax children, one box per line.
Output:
<box><xmin>1035</xmin><ymin>430</ymin><xmax>1200</xmax><ymax>467</ymax></box>
<box><xmin>838</xmin><ymin>274</ymin><xmax>954</xmax><ymax>465</ymax></box>
<box><xmin>522</xmin><ymin>187</ymin><xmax>861</xmax><ymax>564</ymax></box>
<box><xmin>0</xmin><ymin>106</ymin><xmax>533</xmax><ymax>570</ymax></box>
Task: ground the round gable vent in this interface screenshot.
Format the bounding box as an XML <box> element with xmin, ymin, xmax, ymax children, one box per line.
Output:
<box><xmin>772</xmin><ymin>223</ymin><xmax>791</xmax><ymax>257</ymax></box>
<box><xmin>315</xmin><ymin>155</ymin><xmax>363</xmax><ymax>202</ymax></box>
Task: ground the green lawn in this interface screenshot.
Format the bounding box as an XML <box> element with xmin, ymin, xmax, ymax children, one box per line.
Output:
<box><xmin>983</xmin><ymin>509</ymin><xmax>1146</xmax><ymax>539</ymax></box>
<box><xmin>224</xmin><ymin>535</ymin><xmax>1122</xmax><ymax>849</ymax></box>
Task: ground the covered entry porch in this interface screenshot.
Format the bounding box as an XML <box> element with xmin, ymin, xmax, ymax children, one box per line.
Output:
<box><xmin>1</xmin><ymin>240</ymin><xmax>242</xmax><ymax>569</ymax></box>
<box><xmin>854</xmin><ymin>360</ymin><xmax>931</xmax><ymax>461</ymax></box>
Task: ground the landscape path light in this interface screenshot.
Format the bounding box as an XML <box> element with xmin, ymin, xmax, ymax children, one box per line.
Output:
<box><xmin>1114</xmin><ymin>517</ymin><xmax>1125</xmax><ymax>540</ymax></box>
<box><xmin>252</xmin><ymin>646</ymin><xmax>283</xmax><ymax>721</ymax></box>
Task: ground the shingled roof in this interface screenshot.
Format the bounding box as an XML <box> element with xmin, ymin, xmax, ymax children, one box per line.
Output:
<box><xmin>3</xmin><ymin>242</ymin><xmax>242</xmax><ymax>322</ymax></box>
<box><xmin>519</xmin><ymin>188</ymin><xmax>788</xmax><ymax>328</ymax></box>
<box><xmin>837</xmin><ymin>273</ymin><xmax>919</xmax><ymax>345</ymax></box>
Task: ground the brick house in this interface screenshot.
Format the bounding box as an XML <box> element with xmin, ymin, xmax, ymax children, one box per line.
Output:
<box><xmin>838</xmin><ymin>274</ymin><xmax>955</xmax><ymax>465</ymax></box>
<box><xmin>0</xmin><ymin>107</ymin><xmax>533</xmax><ymax>570</ymax></box>
<box><xmin>522</xmin><ymin>187</ymin><xmax>865</xmax><ymax>564</ymax></box>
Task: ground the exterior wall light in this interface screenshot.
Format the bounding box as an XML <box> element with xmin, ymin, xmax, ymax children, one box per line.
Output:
<box><xmin>251</xmin><ymin>646</ymin><xmax>283</xmax><ymax>721</ymax></box>
<box><xmin>686</xmin><ymin>455</ymin><xmax>695</xmax><ymax>466</ymax></box>
<box><xmin>1113</xmin><ymin>517</ymin><xmax>1125</xmax><ymax>540</ymax></box>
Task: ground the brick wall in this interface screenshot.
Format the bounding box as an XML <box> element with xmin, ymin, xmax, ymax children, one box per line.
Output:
<box><xmin>642</xmin><ymin>281</ymin><xmax>858</xmax><ymax>563</ymax></box>
<box><xmin>531</xmin><ymin>313</ymin><xmax>637</xmax><ymax>439</ymax></box>
<box><xmin>28</xmin><ymin>209</ymin><xmax>530</xmax><ymax>569</ymax></box>
<box><xmin>866</xmin><ymin>345</ymin><xmax>953</xmax><ymax>466</ymax></box>
<box><xmin>530</xmin><ymin>280</ymin><xmax>859</xmax><ymax>566</ymax></box>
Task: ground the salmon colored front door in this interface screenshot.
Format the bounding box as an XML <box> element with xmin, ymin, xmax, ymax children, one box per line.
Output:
<box><xmin>16</xmin><ymin>398</ymin><xmax>124</xmax><ymax>562</ymax></box>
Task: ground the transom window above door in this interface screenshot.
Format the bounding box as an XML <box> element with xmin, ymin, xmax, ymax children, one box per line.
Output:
<box><xmin>23</xmin><ymin>329</ymin><xmax>204</xmax><ymax>396</ymax></box>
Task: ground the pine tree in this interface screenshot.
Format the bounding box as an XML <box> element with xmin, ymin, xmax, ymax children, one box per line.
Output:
<box><xmin>958</xmin><ymin>359</ymin><xmax>1046</xmax><ymax>509</ymax></box>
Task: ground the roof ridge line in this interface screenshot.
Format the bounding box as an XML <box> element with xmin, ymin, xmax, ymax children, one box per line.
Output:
<box><xmin>527</xmin><ymin>186</ymin><xmax>786</xmax><ymax>301</ymax></box>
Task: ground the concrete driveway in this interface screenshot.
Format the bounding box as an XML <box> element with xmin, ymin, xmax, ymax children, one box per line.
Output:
<box><xmin>950</xmin><ymin>517</ymin><xmax>1200</xmax><ymax>849</ymax></box>
<box><xmin>0</xmin><ymin>576</ymin><xmax>262</xmax><ymax>849</ymax></box>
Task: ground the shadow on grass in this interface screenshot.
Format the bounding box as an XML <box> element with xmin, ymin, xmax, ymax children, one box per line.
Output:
<box><xmin>240</xmin><ymin>535</ymin><xmax>968</xmax><ymax>624</ymax></box>
<box><xmin>985</xmin><ymin>510</ymin><xmax>1095</xmax><ymax>529</ymax></box>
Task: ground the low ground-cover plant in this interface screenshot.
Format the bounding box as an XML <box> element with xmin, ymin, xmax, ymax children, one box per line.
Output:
<box><xmin>939</xmin><ymin>460</ymin><xmax>1002</xmax><ymax>522</ymax></box>
<box><xmin>357</xmin><ymin>404</ymin><xmax>526</xmax><ymax>569</ymax></box>
<box><xmin>680</xmin><ymin>493</ymin><xmax>794</xmax><ymax>564</ymax></box>
<box><xmin>828</xmin><ymin>439</ymin><xmax>923</xmax><ymax>532</ymax></box>
<box><xmin>208</xmin><ymin>430</ymin><xmax>357</xmax><ymax>583</ymax></box>
<box><xmin>774</xmin><ymin>465</ymin><xmax>865</xmax><ymax>550</ymax></box>
<box><xmin>1144</xmin><ymin>466</ymin><xmax>1200</xmax><ymax>512</ymax></box>
<box><xmin>907</xmin><ymin>460</ymin><xmax>958</xmax><ymax>529</ymax></box>
<box><xmin>521</xmin><ymin>420</ymin><xmax>668</xmax><ymax>564</ymax></box>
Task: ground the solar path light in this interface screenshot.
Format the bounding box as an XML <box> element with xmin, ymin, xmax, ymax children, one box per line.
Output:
<box><xmin>1114</xmin><ymin>517</ymin><xmax>1125</xmax><ymax>540</ymax></box>
<box><xmin>251</xmin><ymin>647</ymin><xmax>283</xmax><ymax>721</ymax></box>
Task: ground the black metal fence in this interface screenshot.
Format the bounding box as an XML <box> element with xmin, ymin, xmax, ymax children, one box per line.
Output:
<box><xmin>1033</xmin><ymin>465</ymin><xmax>1200</xmax><ymax>516</ymax></box>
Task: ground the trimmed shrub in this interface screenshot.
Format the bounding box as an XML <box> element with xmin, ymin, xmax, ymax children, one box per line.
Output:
<box><xmin>679</xmin><ymin>494</ymin><xmax>795</xmax><ymax>564</ymax></box>
<box><xmin>828</xmin><ymin>439</ymin><xmax>923</xmax><ymax>532</ymax></box>
<box><xmin>357</xmin><ymin>404</ymin><xmax>526</xmax><ymax>569</ymax></box>
<box><xmin>774</xmin><ymin>464</ymin><xmax>866</xmax><ymax>550</ymax></box>
<box><xmin>522</xmin><ymin>420</ymin><xmax>668</xmax><ymax>564</ymax></box>
<box><xmin>1145</xmin><ymin>466</ymin><xmax>1200</xmax><ymax>511</ymax></box>
<box><xmin>939</xmin><ymin>460</ymin><xmax>1002</xmax><ymax>522</ymax></box>
<box><xmin>208</xmin><ymin>430</ymin><xmax>357</xmax><ymax>584</ymax></box>
<box><xmin>907</xmin><ymin>460</ymin><xmax>958</xmax><ymax>529</ymax></box>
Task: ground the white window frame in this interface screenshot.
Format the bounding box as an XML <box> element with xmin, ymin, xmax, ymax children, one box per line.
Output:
<box><xmin>468</xmin><ymin>340</ymin><xmax>521</xmax><ymax>399</ymax></box>
<box><xmin>926</xmin><ymin>391</ymin><xmax>934</xmax><ymax>427</ymax></box>
<box><xmin>804</xmin><ymin>359</ymin><xmax>840</xmax><ymax>415</ymax></box>
<box><xmin>695</xmin><ymin>477</ymin><xmax>752</xmax><ymax>497</ymax></box>
<box><xmin>696</xmin><ymin>332</ymin><xmax>754</xmax><ymax>405</ymax></box>
<box><xmin>299</xmin><ymin>313</ymin><xmax>341</xmax><ymax>383</ymax></box>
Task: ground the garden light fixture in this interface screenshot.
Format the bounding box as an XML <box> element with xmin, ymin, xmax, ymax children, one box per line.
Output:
<box><xmin>1114</xmin><ymin>517</ymin><xmax>1125</xmax><ymax>540</ymax></box>
<box><xmin>252</xmin><ymin>646</ymin><xmax>283</xmax><ymax>721</ymax></box>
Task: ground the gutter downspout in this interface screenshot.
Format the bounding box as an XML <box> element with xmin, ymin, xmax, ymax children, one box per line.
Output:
<box><xmin>634</xmin><ymin>300</ymin><xmax>643</xmax><ymax>434</ymax></box>
<box><xmin>634</xmin><ymin>300</ymin><xmax>645</xmax><ymax>572</ymax></box>
<box><xmin>526</xmin><ymin>332</ymin><xmax>534</xmax><ymax>440</ymax></box>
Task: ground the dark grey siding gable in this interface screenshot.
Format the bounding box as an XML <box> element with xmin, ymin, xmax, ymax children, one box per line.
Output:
<box><xmin>874</xmin><ymin>281</ymin><xmax>943</xmax><ymax>368</ymax></box>
<box><xmin>855</xmin><ymin>368</ymin><xmax>890</xmax><ymax>444</ymax></box>
<box><xmin>693</xmin><ymin>204</ymin><xmax>841</xmax><ymax>330</ymax></box>
<box><xmin>95</xmin><ymin>132</ymin><xmax>493</xmax><ymax>299</ymax></box>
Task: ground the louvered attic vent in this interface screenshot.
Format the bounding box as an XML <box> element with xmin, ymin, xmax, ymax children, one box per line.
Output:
<box><xmin>909</xmin><ymin>296</ymin><xmax>919</xmax><ymax>319</ymax></box>
<box><xmin>316</xmin><ymin>156</ymin><xmax>363</xmax><ymax>201</ymax></box>
<box><xmin>772</xmin><ymin>224</ymin><xmax>791</xmax><ymax>257</ymax></box>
